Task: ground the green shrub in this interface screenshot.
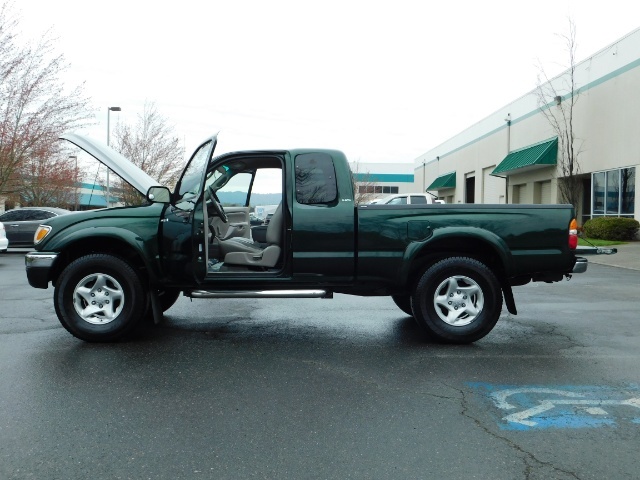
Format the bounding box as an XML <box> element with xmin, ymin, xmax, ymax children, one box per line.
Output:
<box><xmin>583</xmin><ymin>217</ymin><xmax>639</xmax><ymax>241</ymax></box>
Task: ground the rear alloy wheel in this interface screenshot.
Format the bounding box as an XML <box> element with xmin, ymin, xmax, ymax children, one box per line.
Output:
<box><xmin>54</xmin><ymin>254</ymin><xmax>147</xmax><ymax>342</ymax></box>
<box><xmin>411</xmin><ymin>257</ymin><xmax>502</xmax><ymax>344</ymax></box>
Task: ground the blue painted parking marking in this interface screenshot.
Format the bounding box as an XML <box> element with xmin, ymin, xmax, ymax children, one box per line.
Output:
<box><xmin>468</xmin><ymin>383</ymin><xmax>640</xmax><ymax>430</ymax></box>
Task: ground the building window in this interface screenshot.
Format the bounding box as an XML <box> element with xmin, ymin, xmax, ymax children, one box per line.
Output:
<box><xmin>357</xmin><ymin>185</ymin><xmax>398</xmax><ymax>194</ymax></box>
<box><xmin>592</xmin><ymin>167</ymin><xmax>635</xmax><ymax>217</ymax></box>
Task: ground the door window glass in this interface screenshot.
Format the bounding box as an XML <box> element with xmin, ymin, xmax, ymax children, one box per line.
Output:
<box><xmin>606</xmin><ymin>170</ymin><xmax>619</xmax><ymax>214</ymax></box>
<box><xmin>621</xmin><ymin>167</ymin><xmax>635</xmax><ymax>215</ymax></box>
<box><xmin>0</xmin><ymin>211</ymin><xmax>24</xmax><ymax>221</ymax></box>
<box><xmin>174</xmin><ymin>141</ymin><xmax>213</xmax><ymax>210</ymax></box>
<box><xmin>592</xmin><ymin>172</ymin><xmax>605</xmax><ymax>214</ymax></box>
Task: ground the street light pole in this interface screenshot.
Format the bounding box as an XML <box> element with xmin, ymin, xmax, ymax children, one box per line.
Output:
<box><xmin>69</xmin><ymin>155</ymin><xmax>78</xmax><ymax>210</ymax></box>
<box><xmin>106</xmin><ymin>106</ymin><xmax>121</xmax><ymax>208</ymax></box>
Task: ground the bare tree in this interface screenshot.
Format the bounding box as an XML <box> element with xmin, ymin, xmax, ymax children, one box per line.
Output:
<box><xmin>17</xmin><ymin>147</ymin><xmax>79</xmax><ymax>207</ymax></box>
<box><xmin>0</xmin><ymin>1</ymin><xmax>93</xmax><ymax>203</ymax></box>
<box><xmin>350</xmin><ymin>160</ymin><xmax>378</xmax><ymax>205</ymax></box>
<box><xmin>536</xmin><ymin>18</ymin><xmax>582</xmax><ymax>210</ymax></box>
<box><xmin>111</xmin><ymin>102</ymin><xmax>185</xmax><ymax>206</ymax></box>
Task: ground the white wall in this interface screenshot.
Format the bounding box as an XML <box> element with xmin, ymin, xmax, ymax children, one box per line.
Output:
<box><xmin>414</xmin><ymin>27</ymin><xmax>640</xmax><ymax>218</ymax></box>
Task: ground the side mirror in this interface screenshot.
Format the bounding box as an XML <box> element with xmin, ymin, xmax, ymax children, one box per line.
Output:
<box><xmin>147</xmin><ymin>186</ymin><xmax>171</xmax><ymax>204</ymax></box>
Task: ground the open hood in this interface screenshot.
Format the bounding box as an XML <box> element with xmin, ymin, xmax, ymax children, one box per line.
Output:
<box><xmin>61</xmin><ymin>133</ymin><xmax>159</xmax><ymax>195</ymax></box>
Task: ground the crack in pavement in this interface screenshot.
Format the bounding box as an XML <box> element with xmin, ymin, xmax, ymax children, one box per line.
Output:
<box><xmin>451</xmin><ymin>383</ymin><xmax>583</xmax><ymax>480</ymax></box>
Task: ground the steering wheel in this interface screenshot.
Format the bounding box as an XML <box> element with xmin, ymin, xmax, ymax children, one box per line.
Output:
<box><xmin>206</xmin><ymin>185</ymin><xmax>228</xmax><ymax>223</ymax></box>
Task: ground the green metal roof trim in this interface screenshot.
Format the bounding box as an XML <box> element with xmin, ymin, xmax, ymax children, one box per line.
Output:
<box><xmin>492</xmin><ymin>138</ymin><xmax>558</xmax><ymax>175</ymax></box>
<box><xmin>427</xmin><ymin>171</ymin><xmax>456</xmax><ymax>190</ymax></box>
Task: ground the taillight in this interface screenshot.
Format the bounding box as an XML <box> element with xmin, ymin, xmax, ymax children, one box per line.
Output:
<box><xmin>568</xmin><ymin>218</ymin><xmax>578</xmax><ymax>250</ymax></box>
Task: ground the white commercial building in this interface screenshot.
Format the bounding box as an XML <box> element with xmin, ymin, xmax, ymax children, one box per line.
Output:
<box><xmin>414</xmin><ymin>28</ymin><xmax>639</xmax><ymax>225</ymax></box>
<box><xmin>351</xmin><ymin>162</ymin><xmax>416</xmax><ymax>201</ymax></box>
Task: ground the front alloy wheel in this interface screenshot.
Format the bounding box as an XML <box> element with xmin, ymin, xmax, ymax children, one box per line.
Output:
<box><xmin>73</xmin><ymin>272</ymin><xmax>125</xmax><ymax>324</ymax></box>
<box><xmin>54</xmin><ymin>254</ymin><xmax>147</xmax><ymax>342</ymax></box>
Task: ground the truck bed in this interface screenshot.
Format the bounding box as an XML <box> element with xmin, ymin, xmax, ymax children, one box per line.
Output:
<box><xmin>356</xmin><ymin>203</ymin><xmax>576</xmax><ymax>287</ymax></box>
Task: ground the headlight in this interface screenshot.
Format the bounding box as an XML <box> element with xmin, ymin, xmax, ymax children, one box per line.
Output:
<box><xmin>34</xmin><ymin>225</ymin><xmax>52</xmax><ymax>244</ymax></box>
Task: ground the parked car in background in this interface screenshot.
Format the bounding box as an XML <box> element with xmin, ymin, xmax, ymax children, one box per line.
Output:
<box><xmin>0</xmin><ymin>222</ymin><xmax>8</xmax><ymax>252</ymax></box>
<box><xmin>370</xmin><ymin>193</ymin><xmax>445</xmax><ymax>205</ymax></box>
<box><xmin>0</xmin><ymin>207</ymin><xmax>70</xmax><ymax>247</ymax></box>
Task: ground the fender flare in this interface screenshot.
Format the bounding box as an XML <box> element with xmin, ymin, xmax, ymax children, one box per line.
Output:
<box><xmin>400</xmin><ymin>227</ymin><xmax>516</xmax><ymax>312</ymax></box>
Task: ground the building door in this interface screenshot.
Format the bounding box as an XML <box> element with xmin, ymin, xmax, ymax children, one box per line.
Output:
<box><xmin>534</xmin><ymin>180</ymin><xmax>552</xmax><ymax>204</ymax></box>
<box><xmin>512</xmin><ymin>184</ymin><xmax>525</xmax><ymax>204</ymax></box>
<box><xmin>482</xmin><ymin>167</ymin><xmax>502</xmax><ymax>204</ymax></box>
<box><xmin>465</xmin><ymin>175</ymin><xmax>475</xmax><ymax>203</ymax></box>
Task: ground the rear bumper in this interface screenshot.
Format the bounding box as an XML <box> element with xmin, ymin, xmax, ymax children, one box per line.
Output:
<box><xmin>572</xmin><ymin>257</ymin><xmax>588</xmax><ymax>273</ymax></box>
<box><xmin>25</xmin><ymin>252</ymin><xmax>58</xmax><ymax>289</ymax></box>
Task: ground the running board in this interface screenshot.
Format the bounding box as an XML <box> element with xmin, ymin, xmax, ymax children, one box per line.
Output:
<box><xmin>187</xmin><ymin>289</ymin><xmax>333</xmax><ymax>299</ymax></box>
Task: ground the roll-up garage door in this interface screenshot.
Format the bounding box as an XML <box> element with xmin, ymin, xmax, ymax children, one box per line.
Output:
<box><xmin>540</xmin><ymin>181</ymin><xmax>551</xmax><ymax>204</ymax></box>
<box><xmin>482</xmin><ymin>167</ymin><xmax>503</xmax><ymax>204</ymax></box>
<box><xmin>512</xmin><ymin>184</ymin><xmax>525</xmax><ymax>204</ymax></box>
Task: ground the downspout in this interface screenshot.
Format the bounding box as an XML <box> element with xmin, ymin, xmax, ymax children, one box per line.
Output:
<box><xmin>499</xmin><ymin>114</ymin><xmax>511</xmax><ymax>204</ymax></box>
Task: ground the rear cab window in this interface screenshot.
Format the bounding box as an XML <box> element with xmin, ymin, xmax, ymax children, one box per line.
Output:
<box><xmin>410</xmin><ymin>196</ymin><xmax>427</xmax><ymax>204</ymax></box>
<box><xmin>294</xmin><ymin>153</ymin><xmax>338</xmax><ymax>205</ymax></box>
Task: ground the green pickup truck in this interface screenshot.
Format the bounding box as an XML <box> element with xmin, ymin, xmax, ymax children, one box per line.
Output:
<box><xmin>26</xmin><ymin>133</ymin><xmax>595</xmax><ymax>344</ymax></box>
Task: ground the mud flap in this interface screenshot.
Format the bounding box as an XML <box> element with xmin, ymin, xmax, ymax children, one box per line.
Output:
<box><xmin>149</xmin><ymin>288</ymin><xmax>163</xmax><ymax>325</ymax></box>
<box><xmin>502</xmin><ymin>283</ymin><xmax>517</xmax><ymax>315</ymax></box>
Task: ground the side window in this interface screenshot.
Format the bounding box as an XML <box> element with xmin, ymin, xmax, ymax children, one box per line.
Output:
<box><xmin>388</xmin><ymin>196</ymin><xmax>407</xmax><ymax>205</ymax></box>
<box><xmin>0</xmin><ymin>211</ymin><xmax>22</xmax><ymax>222</ymax></box>
<box><xmin>31</xmin><ymin>210</ymin><xmax>56</xmax><ymax>220</ymax></box>
<box><xmin>175</xmin><ymin>141</ymin><xmax>213</xmax><ymax>210</ymax></box>
<box><xmin>215</xmin><ymin>172</ymin><xmax>253</xmax><ymax>206</ymax></box>
<box><xmin>410</xmin><ymin>196</ymin><xmax>427</xmax><ymax>204</ymax></box>
<box><xmin>295</xmin><ymin>153</ymin><xmax>337</xmax><ymax>205</ymax></box>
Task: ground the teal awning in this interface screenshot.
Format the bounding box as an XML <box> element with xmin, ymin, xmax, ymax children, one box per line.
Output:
<box><xmin>352</xmin><ymin>172</ymin><xmax>414</xmax><ymax>183</ymax></box>
<box><xmin>492</xmin><ymin>138</ymin><xmax>557</xmax><ymax>176</ymax></box>
<box><xmin>426</xmin><ymin>172</ymin><xmax>456</xmax><ymax>190</ymax></box>
<box><xmin>79</xmin><ymin>193</ymin><xmax>107</xmax><ymax>207</ymax></box>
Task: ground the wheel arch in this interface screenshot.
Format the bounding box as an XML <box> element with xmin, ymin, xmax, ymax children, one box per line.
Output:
<box><xmin>399</xmin><ymin>228</ymin><xmax>515</xmax><ymax>308</ymax></box>
<box><xmin>47</xmin><ymin>229</ymin><xmax>159</xmax><ymax>288</ymax></box>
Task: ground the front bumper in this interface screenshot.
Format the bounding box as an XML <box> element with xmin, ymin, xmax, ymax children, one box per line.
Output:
<box><xmin>25</xmin><ymin>252</ymin><xmax>58</xmax><ymax>289</ymax></box>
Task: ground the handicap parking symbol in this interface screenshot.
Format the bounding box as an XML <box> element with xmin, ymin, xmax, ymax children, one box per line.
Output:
<box><xmin>468</xmin><ymin>383</ymin><xmax>640</xmax><ymax>430</ymax></box>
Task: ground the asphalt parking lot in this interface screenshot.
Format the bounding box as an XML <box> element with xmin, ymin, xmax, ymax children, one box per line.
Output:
<box><xmin>1</xmin><ymin>250</ymin><xmax>639</xmax><ymax>480</ymax></box>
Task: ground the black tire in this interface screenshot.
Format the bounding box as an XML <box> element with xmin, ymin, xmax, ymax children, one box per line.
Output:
<box><xmin>411</xmin><ymin>257</ymin><xmax>502</xmax><ymax>344</ymax></box>
<box><xmin>391</xmin><ymin>295</ymin><xmax>414</xmax><ymax>316</ymax></box>
<box><xmin>157</xmin><ymin>288</ymin><xmax>181</xmax><ymax>312</ymax></box>
<box><xmin>54</xmin><ymin>254</ymin><xmax>148</xmax><ymax>342</ymax></box>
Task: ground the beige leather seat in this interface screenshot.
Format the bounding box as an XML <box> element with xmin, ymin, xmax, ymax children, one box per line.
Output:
<box><xmin>220</xmin><ymin>203</ymin><xmax>283</xmax><ymax>267</ymax></box>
